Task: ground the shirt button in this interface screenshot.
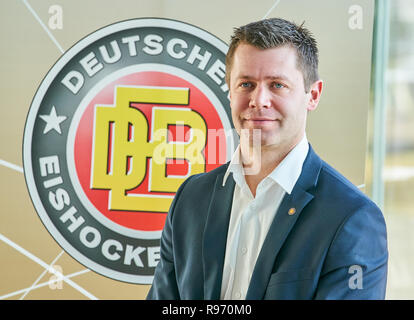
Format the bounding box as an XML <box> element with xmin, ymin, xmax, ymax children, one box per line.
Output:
<box><xmin>241</xmin><ymin>247</ymin><xmax>247</xmax><ymax>255</ymax></box>
<box><xmin>234</xmin><ymin>292</ymin><xmax>241</xmax><ymax>299</ymax></box>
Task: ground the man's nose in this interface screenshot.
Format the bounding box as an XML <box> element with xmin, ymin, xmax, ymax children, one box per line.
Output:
<box><xmin>249</xmin><ymin>85</ymin><xmax>271</xmax><ymax>109</ymax></box>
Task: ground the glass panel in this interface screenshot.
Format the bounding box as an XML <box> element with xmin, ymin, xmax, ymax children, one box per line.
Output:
<box><xmin>383</xmin><ymin>0</ymin><xmax>414</xmax><ymax>299</ymax></box>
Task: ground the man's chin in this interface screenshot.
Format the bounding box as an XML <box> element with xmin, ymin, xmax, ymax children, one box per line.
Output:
<box><xmin>250</xmin><ymin>137</ymin><xmax>283</xmax><ymax>151</ymax></box>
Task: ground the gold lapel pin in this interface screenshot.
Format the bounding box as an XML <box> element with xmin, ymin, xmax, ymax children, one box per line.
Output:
<box><xmin>288</xmin><ymin>208</ymin><xmax>296</xmax><ymax>215</ymax></box>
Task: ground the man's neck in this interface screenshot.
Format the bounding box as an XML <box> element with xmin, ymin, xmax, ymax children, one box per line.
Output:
<box><xmin>241</xmin><ymin>136</ymin><xmax>303</xmax><ymax>197</ymax></box>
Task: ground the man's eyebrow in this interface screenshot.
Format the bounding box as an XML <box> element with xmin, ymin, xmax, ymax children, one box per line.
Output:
<box><xmin>266</xmin><ymin>75</ymin><xmax>292</xmax><ymax>83</ymax></box>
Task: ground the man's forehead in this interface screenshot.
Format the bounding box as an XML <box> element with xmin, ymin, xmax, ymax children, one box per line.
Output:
<box><xmin>231</xmin><ymin>44</ymin><xmax>302</xmax><ymax>79</ymax></box>
<box><xmin>233</xmin><ymin>43</ymin><xmax>298</xmax><ymax>60</ymax></box>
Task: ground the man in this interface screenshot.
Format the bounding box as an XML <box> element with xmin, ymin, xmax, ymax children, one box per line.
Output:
<box><xmin>147</xmin><ymin>18</ymin><xmax>388</xmax><ymax>300</ymax></box>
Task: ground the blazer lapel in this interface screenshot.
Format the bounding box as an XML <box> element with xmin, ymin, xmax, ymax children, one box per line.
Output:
<box><xmin>245</xmin><ymin>187</ymin><xmax>313</xmax><ymax>299</ymax></box>
<box><xmin>246</xmin><ymin>145</ymin><xmax>322</xmax><ymax>299</ymax></box>
<box><xmin>203</xmin><ymin>170</ymin><xmax>235</xmax><ymax>300</ymax></box>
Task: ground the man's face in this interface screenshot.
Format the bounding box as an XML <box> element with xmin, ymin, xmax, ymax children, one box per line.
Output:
<box><xmin>229</xmin><ymin>43</ymin><xmax>320</xmax><ymax>151</ymax></box>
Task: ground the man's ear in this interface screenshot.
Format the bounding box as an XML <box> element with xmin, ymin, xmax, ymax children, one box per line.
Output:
<box><xmin>307</xmin><ymin>79</ymin><xmax>323</xmax><ymax>111</ymax></box>
<box><xmin>227</xmin><ymin>78</ymin><xmax>232</xmax><ymax>101</ymax></box>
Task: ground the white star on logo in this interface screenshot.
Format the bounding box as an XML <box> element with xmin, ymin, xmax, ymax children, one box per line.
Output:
<box><xmin>39</xmin><ymin>106</ymin><xmax>67</xmax><ymax>134</ymax></box>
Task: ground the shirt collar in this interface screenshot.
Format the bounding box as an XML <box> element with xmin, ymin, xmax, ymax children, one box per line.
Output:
<box><xmin>222</xmin><ymin>144</ymin><xmax>243</xmax><ymax>187</ymax></box>
<box><xmin>268</xmin><ymin>135</ymin><xmax>309</xmax><ymax>194</ymax></box>
<box><xmin>222</xmin><ymin>135</ymin><xmax>309</xmax><ymax>194</ymax></box>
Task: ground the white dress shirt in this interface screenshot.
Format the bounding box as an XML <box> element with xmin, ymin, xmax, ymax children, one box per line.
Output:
<box><xmin>220</xmin><ymin>135</ymin><xmax>309</xmax><ymax>300</ymax></box>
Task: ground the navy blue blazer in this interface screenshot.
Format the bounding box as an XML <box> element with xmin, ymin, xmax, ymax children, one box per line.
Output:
<box><xmin>147</xmin><ymin>145</ymin><xmax>388</xmax><ymax>299</ymax></box>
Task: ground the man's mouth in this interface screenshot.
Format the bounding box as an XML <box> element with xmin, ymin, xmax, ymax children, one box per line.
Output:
<box><xmin>243</xmin><ymin>117</ymin><xmax>278</xmax><ymax>124</ymax></box>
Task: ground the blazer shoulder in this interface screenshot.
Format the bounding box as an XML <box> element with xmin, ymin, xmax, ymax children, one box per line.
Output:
<box><xmin>172</xmin><ymin>163</ymin><xmax>230</xmax><ymax>205</ymax></box>
<box><xmin>315</xmin><ymin>160</ymin><xmax>381</xmax><ymax>219</ymax></box>
<box><xmin>184</xmin><ymin>162</ymin><xmax>229</xmax><ymax>186</ymax></box>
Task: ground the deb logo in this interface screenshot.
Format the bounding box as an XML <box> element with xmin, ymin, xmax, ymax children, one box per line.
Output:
<box><xmin>23</xmin><ymin>18</ymin><xmax>235</xmax><ymax>284</ymax></box>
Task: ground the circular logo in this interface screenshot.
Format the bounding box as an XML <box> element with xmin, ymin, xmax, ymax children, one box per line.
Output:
<box><xmin>23</xmin><ymin>18</ymin><xmax>235</xmax><ymax>284</ymax></box>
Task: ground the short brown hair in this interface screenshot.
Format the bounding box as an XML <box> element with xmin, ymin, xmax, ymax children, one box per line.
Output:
<box><xmin>225</xmin><ymin>18</ymin><xmax>319</xmax><ymax>92</ymax></box>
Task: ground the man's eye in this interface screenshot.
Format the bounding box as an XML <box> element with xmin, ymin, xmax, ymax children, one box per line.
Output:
<box><xmin>240</xmin><ymin>82</ymin><xmax>251</xmax><ymax>88</ymax></box>
<box><xmin>273</xmin><ymin>83</ymin><xmax>285</xmax><ymax>89</ymax></box>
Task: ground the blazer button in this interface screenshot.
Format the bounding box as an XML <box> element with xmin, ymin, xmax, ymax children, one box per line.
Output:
<box><xmin>288</xmin><ymin>207</ymin><xmax>296</xmax><ymax>215</ymax></box>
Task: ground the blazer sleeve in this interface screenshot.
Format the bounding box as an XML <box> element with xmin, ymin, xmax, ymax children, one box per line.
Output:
<box><xmin>146</xmin><ymin>176</ymin><xmax>193</xmax><ymax>300</ymax></box>
<box><xmin>314</xmin><ymin>202</ymin><xmax>388</xmax><ymax>300</ymax></box>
